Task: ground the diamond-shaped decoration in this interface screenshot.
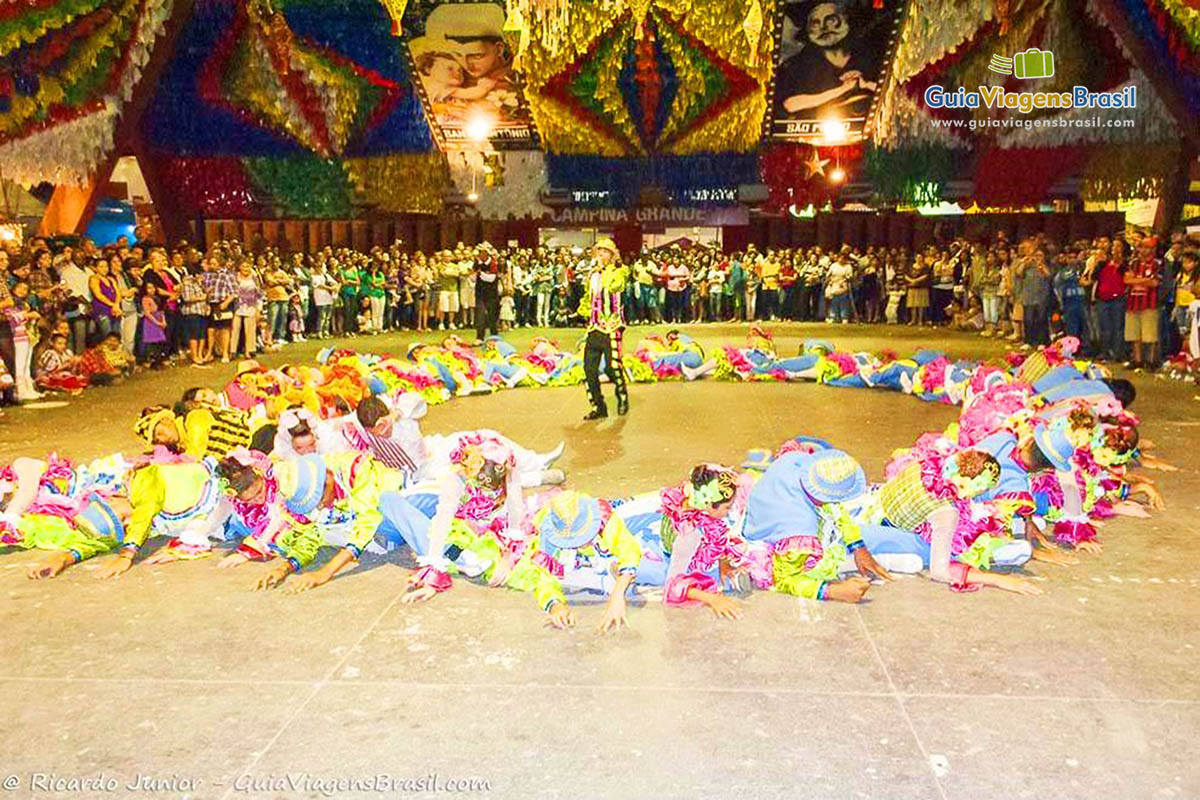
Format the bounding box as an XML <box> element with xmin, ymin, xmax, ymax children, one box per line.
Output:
<box><xmin>538</xmin><ymin>8</ymin><xmax>758</xmax><ymax>155</ymax></box>
<box><xmin>202</xmin><ymin>4</ymin><xmax>402</xmax><ymax>156</ymax></box>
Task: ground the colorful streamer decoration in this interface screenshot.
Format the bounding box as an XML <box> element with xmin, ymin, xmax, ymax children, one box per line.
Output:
<box><xmin>869</xmin><ymin>0</ymin><xmax>1193</xmax><ymax>205</ymax></box>
<box><xmin>198</xmin><ymin>0</ymin><xmax>404</xmax><ymax>158</ymax></box>
<box><xmin>379</xmin><ymin>0</ymin><xmax>408</xmax><ymax>36</ymax></box>
<box><xmin>144</xmin><ymin>0</ymin><xmax>435</xmax><ymax>157</ymax></box>
<box><xmin>0</xmin><ymin>0</ymin><xmax>175</xmax><ymax>186</ymax></box>
<box><xmin>520</xmin><ymin>0</ymin><xmax>775</xmax><ymax>156</ymax></box>
<box><xmin>154</xmin><ymin>152</ymin><xmax>451</xmax><ymax>218</ymax></box>
<box><xmin>759</xmin><ymin>141</ymin><xmax>863</xmax><ymax>211</ymax></box>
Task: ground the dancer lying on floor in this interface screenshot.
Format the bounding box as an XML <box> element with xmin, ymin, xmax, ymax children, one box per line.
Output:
<box><xmin>505</xmin><ymin>490</ymin><xmax>646</xmax><ymax>632</ymax></box>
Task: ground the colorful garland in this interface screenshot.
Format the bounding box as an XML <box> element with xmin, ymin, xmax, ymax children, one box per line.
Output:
<box><xmin>759</xmin><ymin>142</ymin><xmax>864</xmax><ymax>212</ymax></box>
<box><xmin>155</xmin><ymin>151</ymin><xmax>451</xmax><ymax>218</ymax></box>
<box><xmin>521</xmin><ymin>0</ymin><xmax>774</xmax><ymax>156</ymax></box>
<box><xmin>343</xmin><ymin>152</ymin><xmax>448</xmax><ymax>215</ymax></box>
<box><xmin>144</xmin><ymin>0</ymin><xmax>433</xmax><ymax>157</ymax></box>
<box><xmin>0</xmin><ymin>0</ymin><xmax>173</xmax><ymax>186</ymax></box>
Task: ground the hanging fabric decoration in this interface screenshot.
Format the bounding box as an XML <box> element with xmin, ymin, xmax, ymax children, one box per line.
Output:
<box><xmin>0</xmin><ymin>0</ymin><xmax>175</xmax><ymax>186</ymax></box>
<box><xmin>448</xmin><ymin>150</ymin><xmax>548</xmax><ymax>218</ymax></box>
<box><xmin>1079</xmin><ymin>144</ymin><xmax>1179</xmax><ymax>201</ymax></box>
<box><xmin>742</xmin><ymin>0</ymin><xmax>763</xmax><ymax>66</ymax></box>
<box><xmin>864</xmin><ymin>144</ymin><xmax>967</xmax><ymax>205</ymax></box>
<box><xmin>199</xmin><ymin>0</ymin><xmax>404</xmax><ymax>158</ymax></box>
<box><xmin>378</xmin><ymin>0</ymin><xmax>408</xmax><ymax>36</ymax></box>
<box><xmin>157</xmin><ymin>156</ymin><xmax>259</xmax><ymax>217</ymax></box>
<box><xmin>343</xmin><ymin>152</ymin><xmax>449</xmax><ymax>215</ymax></box>
<box><xmin>972</xmin><ymin>146</ymin><xmax>1087</xmax><ymax>207</ymax></box>
<box><xmin>522</xmin><ymin>0</ymin><xmax>775</xmax><ymax>156</ymax></box>
<box><xmin>502</xmin><ymin>4</ymin><xmax>529</xmax><ymax>68</ymax></box>
<box><xmin>244</xmin><ymin>155</ymin><xmax>353</xmax><ymax>217</ymax></box>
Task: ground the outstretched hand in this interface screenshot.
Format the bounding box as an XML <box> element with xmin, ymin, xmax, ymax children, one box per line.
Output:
<box><xmin>995</xmin><ymin>574</ymin><xmax>1044</xmax><ymax>596</ymax></box>
<box><xmin>1030</xmin><ymin>547</ymin><xmax>1079</xmax><ymax>566</ymax></box>
<box><xmin>854</xmin><ymin>548</ymin><xmax>894</xmax><ymax>582</ymax></box>
<box><xmin>825</xmin><ymin>576</ymin><xmax>871</xmax><ymax>603</ymax></box>
<box><xmin>142</xmin><ymin>549</ymin><xmax>182</xmax><ymax>566</ymax></box>
<box><xmin>286</xmin><ymin>571</ymin><xmax>330</xmax><ymax>594</ymax></box>
<box><xmin>96</xmin><ymin>553</ymin><xmax>133</xmax><ymax>580</ymax></box>
<box><xmin>218</xmin><ymin>552</ymin><xmax>251</xmax><ymax>569</ymax></box>
<box><xmin>706</xmin><ymin>595</ymin><xmax>744</xmax><ymax>621</ymax></box>
<box><xmin>254</xmin><ymin>564</ymin><xmax>291</xmax><ymax>591</ymax></box>
<box><xmin>595</xmin><ymin>597</ymin><xmax>628</xmax><ymax>634</ymax></box>
<box><xmin>27</xmin><ymin>552</ymin><xmax>74</xmax><ymax>581</ymax></box>
<box><xmin>546</xmin><ymin>602</ymin><xmax>577</xmax><ymax>630</ymax></box>
<box><xmin>401</xmin><ymin>585</ymin><xmax>439</xmax><ymax>605</ymax></box>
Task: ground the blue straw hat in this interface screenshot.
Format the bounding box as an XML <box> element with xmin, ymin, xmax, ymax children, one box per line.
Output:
<box><xmin>537</xmin><ymin>491</ymin><xmax>603</xmax><ymax>554</ymax></box>
<box><xmin>1033</xmin><ymin>422</ymin><xmax>1075</xmax><ymax>471</ymax></box>
<box><xmin>276</xmin><ymin>454</ymin><xmax>328</xmax><ymax>515</ymax></box>
<box><xmin>792</xmin><ymin>434</ymin><xmax>833</xmax><ymax>452</ymax></box>
<box><xmin>798</xmin><ymin>449</ymin><xmax>866</xmax><ymax>504</ymax></box>
<box><xmin>913</xmin><ymin>349</ymin><xmax>943</xmax><ymax>365</ymax></box>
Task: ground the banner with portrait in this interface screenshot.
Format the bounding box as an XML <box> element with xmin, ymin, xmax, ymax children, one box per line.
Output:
<box><xmin>767</xmin><ymin>0</ymin><xmax>901</xmax><ymax>143</ymax></box>
<box><xmin>404</xmin><ymin>1</ymin><xmax>537</xmax><ymax>150</ymax></box>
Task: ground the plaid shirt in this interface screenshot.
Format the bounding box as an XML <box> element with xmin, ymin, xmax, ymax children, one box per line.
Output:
<box><xmin>878</xmin><ymin>462</ymin><xmax>950</xmax><ymax>531</ymax></box>
<box><xmin>201</xmin><ymin>269</ymin><xmax>236</xmax><ymax>311</ymax></box>
<box><xmin>27</xmin><ymin>267</ymin><xmax>53</xmax><ymax>295</ymax></box>
<box><xmin>180</xmin><ymin>274</ymin><xmax>209</xmax><ymax>316</ymax></box>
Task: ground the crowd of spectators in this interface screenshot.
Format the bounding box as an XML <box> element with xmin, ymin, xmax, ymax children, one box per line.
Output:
<box><xmin>1</xmin><ymin>223</ymin><xmax>1196</xmax><ymax>413</ymax></box>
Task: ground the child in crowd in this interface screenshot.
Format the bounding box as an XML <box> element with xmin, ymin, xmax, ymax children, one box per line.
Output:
<box><xmin>5</xmin><ymin>281</ymin><xmax>42</xmax><ymax>401</ymax></box>
<box><xmin>499</xmin><ymin>290</ymin><xmax>516</xmax><ymax>331</ymax></box>
<box><xmin>950</xmin><ymin>295</ymin><xmax>984</xmax><ymax>331</ymax></box>
<box><xmin>357</xmin><ymin>296</ymin><xmax>374</xmax><ymax>334</ymax></box>
<box><xmin>288</xmin><ymin>294</ymin><xmax>306</xmax><ymax>343</ymax></box>
<box><xmin>35</xmin><ymin>333</ymin><xmax>88</xmax><ymax>394</ymax></box>
<box><xmin>139</xmin><ymin>286</ymin><xmax>169</xmax><ymax>368</ymax></box>
<box><xmin>885</xmin><ymin>269</ymin><xmax>906</xmax><ymax>324</ymax></box>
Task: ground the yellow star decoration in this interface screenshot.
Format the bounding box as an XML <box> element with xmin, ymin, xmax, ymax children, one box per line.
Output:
<box><xmin>805</xmin><ymin>149</ymin><xmax>830</xmax><ymax>178</ymax></box>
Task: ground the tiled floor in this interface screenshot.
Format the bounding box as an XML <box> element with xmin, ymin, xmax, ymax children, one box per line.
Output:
<box><xmin>1</xmin><ymin>324</ymin><xmax>1196</xmax><ymax>799</ymax></box>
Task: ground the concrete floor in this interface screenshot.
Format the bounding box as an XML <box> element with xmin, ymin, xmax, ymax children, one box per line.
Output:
<box><xmin>0</xmin><ymin>323</ymin><xmax>1196</xmax><ymax>800</ymax></box>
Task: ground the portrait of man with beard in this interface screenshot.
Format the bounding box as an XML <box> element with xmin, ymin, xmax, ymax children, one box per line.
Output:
<box><xmin>772</xmin><ymin>0</ymin><xmax>883</xmax><ymax>132</ymax></box>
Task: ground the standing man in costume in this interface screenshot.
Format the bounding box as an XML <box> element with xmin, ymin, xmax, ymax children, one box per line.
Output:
<box><xmin>579</xmin><ymin>238</ymin><xmax>630</xmax><ymax>420</ymax></box>
<box><xmin>474</xmin><ymin>244</ymin><xmax>502</xmax><ymax>344</ymax></box>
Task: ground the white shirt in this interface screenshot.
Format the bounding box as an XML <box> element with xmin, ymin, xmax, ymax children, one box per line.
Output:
<box><xmin>310</xmin><ymin>272</ymin><xmax>333</xmax><ymax>306</ymax></box>
<box><xmin>59</xmin><ymin>264</ymin><xmax>92</xmax><ymax>300</ymax></box>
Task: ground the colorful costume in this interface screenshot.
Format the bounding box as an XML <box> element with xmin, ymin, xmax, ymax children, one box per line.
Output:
<box><xmin>0</xmin><ymin>455</ymin><xmax>128</xmax><ymax>564</ymax></box>
<box><xmin>123</xmin><ymin>458</ymin><xmax>232</xmax><ymax>559</ymax></box>
<box><xmin>650</xmin><ymin>467</ymin><xmax>756</xmax><ymax>606</ymax></box>
<box><xmin>270</xmin><ymin>452</ymin><xmax>407</xmax><ymax>570</ymax></box>
<box><xmin>741</xmin><ymin>450</ymin><xmax>871</xmax><ymax>599</ymax></box>
<box><xmin>372</xmin><ymin>434</ymin><xmax>527</xmax><ymax>592</ymax></box>
<box><xmin>506</xmin><ymin>490</ymin><xmax>644</xmax><ymax>611</ymax></box>
<box><xmin>635</xmin><ymin>332</ymin><xmax>705</xmax><ymax>380</ymax></box>
<box><xmin>579</xmin><ymin>240</ymin><xmax>630</xmax><ymax>417</ymax></box>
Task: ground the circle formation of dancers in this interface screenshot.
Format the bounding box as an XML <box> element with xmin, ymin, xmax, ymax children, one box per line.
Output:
<box><xmin>0</xmin><ymin>327</ymin><xmax>1169</xmax><ymax>631</ymax></box>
